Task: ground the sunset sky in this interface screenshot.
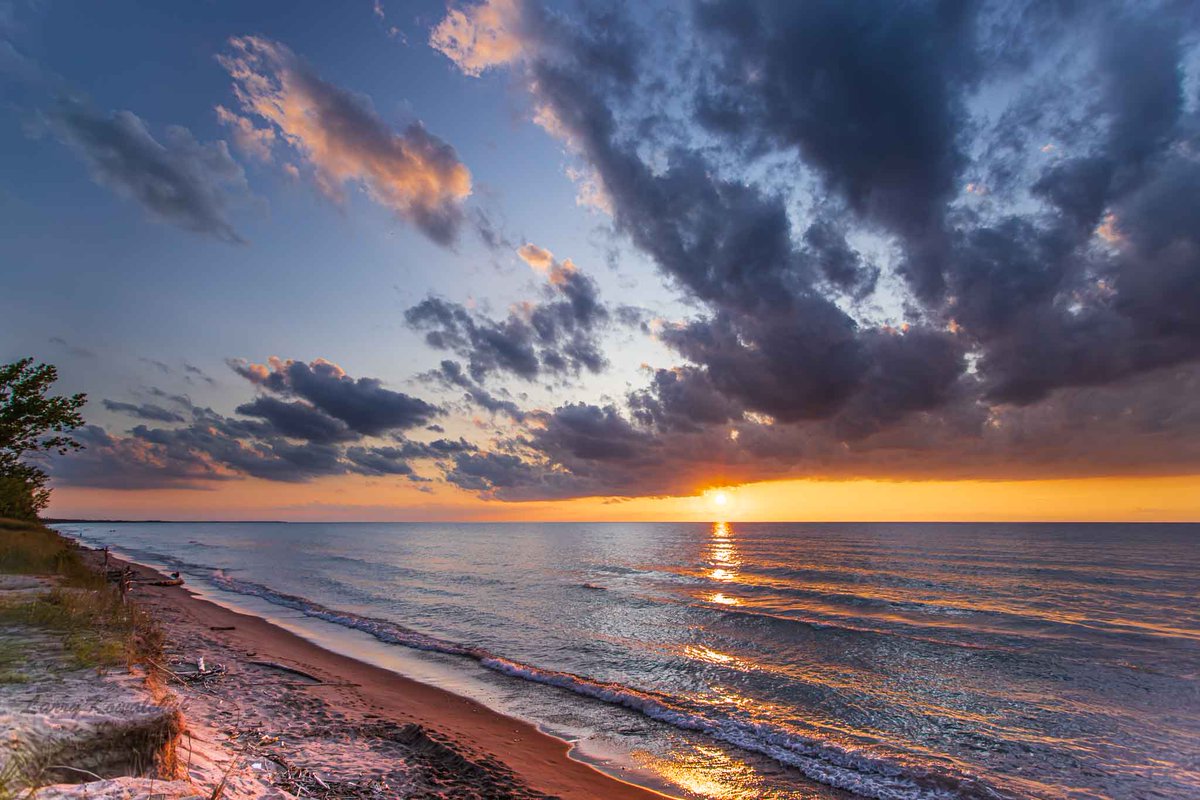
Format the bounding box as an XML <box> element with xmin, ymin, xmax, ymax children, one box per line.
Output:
<box><xmin>3</xmin><ymin>0</ymin><xmax>1199</xmax><ymax>521</ymax></box>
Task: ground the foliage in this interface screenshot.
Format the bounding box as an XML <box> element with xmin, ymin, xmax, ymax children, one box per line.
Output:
<box><xmin>0</xmin><ymin>359</ymin><xmax>86</xmax><ymax>520</ymax></box>
<box><xmin>0</xmin><ymin>473</ymin><xmax>44</xmax><ymax>522</ymax></box>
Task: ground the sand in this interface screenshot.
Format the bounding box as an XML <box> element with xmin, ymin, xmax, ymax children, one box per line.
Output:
<box><xmin>99</xmin><ymin>553</ymin><xmax>673</xmax><ymax>800</ymax></box>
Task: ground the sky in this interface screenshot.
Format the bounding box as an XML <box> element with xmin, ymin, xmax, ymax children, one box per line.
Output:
<box><xmin>2</xmin><ymin>0</ymin><xmax>1199</xmax><ymax>522</ymax></box>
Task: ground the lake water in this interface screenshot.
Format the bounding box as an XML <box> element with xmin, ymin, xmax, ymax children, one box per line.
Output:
<box><xmin>56</xmin><ymin>521</ymin><xmax>1200</xmax><ymax>799</ymax></box>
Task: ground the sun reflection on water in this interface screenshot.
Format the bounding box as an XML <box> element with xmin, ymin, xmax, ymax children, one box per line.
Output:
<box><xmin>705</xmin><ymin>521</ymin><xmax>743</xmax><ymax>605</ymax></box>
<box><xmin>632</xmin><ymin>743</ymin><xmax>766</xmax><ymax>799</ymax></box>
<box><xmin>684</xmin><ymin>644</ymin><xmax>737</xmax><ymax>665</ymax></box>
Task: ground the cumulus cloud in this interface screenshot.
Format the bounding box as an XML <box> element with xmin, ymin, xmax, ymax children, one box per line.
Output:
<box><xmin>49</xmin><ymin>424</ymin><xmax>237</xmax><ymax>489</ymax></box>
<box><xmin>234</xmin><ymin>396</ymin><xmax>357</xmax><ymax>444</ymax></box>
<box><xmin>218</xmin><ymin>36</ymin><xmax>472</xmax><ymax>245</ymax></box>
<box><xmin>429</xmin><ymin>0</ymin><xmax>528</xmax><ymax>76</ymax></box>
<box><xmin>418</xmin><ymin>0</ymin><xmax>1200</xmax><ymax>500</ymax></box>
<box><xmin>405</xmin><ymin>253</ymin><xmax>610</xmax><ymax>381</ymax></box>
<box><xmin>446</xmin><ymin>363</ymin><xmax>1200</xmax><ymax>500</ymax></box>
<box><xmin>229</xmin><ymin>356</ymin><xmax>439</xmax><ymax>435</ymax></box>
<box><xmin>46</xmin><ymin>101</ymin><xmax>251</xmax><ymax>242</ymax></box>
<box><xmin>516</xmin><ymin>242</ymin><xmax>553</xmax><ymax>270</ymax></box>
<box><xmin>425</xmin><ymin>359</ymin><xmax>528</xmax><ymax>420</ymax></box>
<box><xmin>51</xmin><ymin>358</ymin><xmax>450</xmax><ymax>489</ymax></box>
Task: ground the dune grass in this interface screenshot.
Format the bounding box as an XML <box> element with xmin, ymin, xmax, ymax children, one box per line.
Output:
<box><xmin>0</xmin><ymin>639</ymin><xmax>28</xmax><ymax>684</ymax></box>
<box><xmin>0</xmin><ymin>518</ymin><xmax>101</xmax><ymax>588</ymax></box>
<box><xmin>0</xmin><ymin>518</ymin><xmax>162</xmax><ymax>669</ymax></box>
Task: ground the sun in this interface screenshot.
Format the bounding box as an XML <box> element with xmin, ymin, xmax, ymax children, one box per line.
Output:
<box><xmin>712</xmin><ymin>490</ymin><xmax>729</xmax><ymax>507</ymax></box>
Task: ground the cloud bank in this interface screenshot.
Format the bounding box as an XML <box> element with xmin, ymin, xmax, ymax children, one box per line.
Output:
<box><xmin>55</xmin><ymin>358</ymin><xmax>446</xmax><ymax>489</ymax></box>
<box><xmin>412</xmin><ymin>0</ymin><xmax>1200</xmax><ymax>499</ymax></box>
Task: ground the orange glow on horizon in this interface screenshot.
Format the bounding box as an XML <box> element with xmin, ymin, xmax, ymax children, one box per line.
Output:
<box><xmin>47</xmin><ymin>474</ymin><xmax>1200</xmax><ymax>523</ymax></box>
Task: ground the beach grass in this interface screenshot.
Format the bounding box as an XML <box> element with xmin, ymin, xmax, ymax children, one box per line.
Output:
<box><xmin>0</xmin><ymin>639</ymin><xmax>28</xmax><ymax>683</ymax></box>
<box><xmin>0</xmin><ymin>517</ymin><xmax>101</xmax><ymax>588</ymax></box>
<box><xmin>0</xmin><ymin>518</ymin><xmax>162</xmax><ymax>669</ymax></box>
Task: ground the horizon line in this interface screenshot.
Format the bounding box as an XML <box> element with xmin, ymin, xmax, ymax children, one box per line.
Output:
<box><xmin>45</xmin><ymin>517</ymin><xmax>1200</xmax><ymax>525</ymax></box>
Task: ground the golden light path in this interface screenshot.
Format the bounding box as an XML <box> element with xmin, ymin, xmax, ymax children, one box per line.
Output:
<box><xmin>704</xmin><ymin>520</ymin><xmax>744</xmax><ymax>607</ymax></box>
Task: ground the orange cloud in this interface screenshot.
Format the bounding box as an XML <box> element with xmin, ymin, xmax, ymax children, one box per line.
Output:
<box><xmin>214</xmin><ymin>105</ymin><xmax>274</xmax><ymax>161</ymax></box>
<box><xmin>516</xmin><ymin>242</ymin><xmax>553</xmax><ymax>270</ymax></box>
<box><xmin>429</xmin><ymin>0</ymin><xmax>527</xmax><ymax>76</ymax></box>
<box><xmin>515</xmin><ymin>242</ymin><xmax>580</xmax><ymax>287</ymax></box>
<box><xmin>219</xmin><ymin>36</ymin><xmax>472</xmax><ymax>244</ymax></box>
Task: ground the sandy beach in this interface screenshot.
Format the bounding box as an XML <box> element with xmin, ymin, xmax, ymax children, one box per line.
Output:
<box><xmin>99</xmin><ymin>551</ymin><xmax>672</xmax><ymax>800</ymax></box>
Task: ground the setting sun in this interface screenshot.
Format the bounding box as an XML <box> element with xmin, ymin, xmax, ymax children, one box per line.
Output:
<box><xmin>711</xmin><ymin>490</ymin><xmax>729</xmax><ymax>508</ymax></box>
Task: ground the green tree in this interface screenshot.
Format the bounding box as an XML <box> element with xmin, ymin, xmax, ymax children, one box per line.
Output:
<box><xmin>0</xmin><ymin>359</ymin><xmax>86</xmax><ymax>520</ymax></box>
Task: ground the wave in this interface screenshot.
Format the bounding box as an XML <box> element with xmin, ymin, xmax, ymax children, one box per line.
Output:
<box><xmin>680</xmin><ymin>599</ymin><xmax>1012</xmax><ymax>654</ymax></box>
<box><xmin>206</xmin><ymin>572</ymin><xmax>1005</xmax><ymax>800</ymax></box>
<box><xmin>209</xmin><ymin>573</ymin><xmax>480</xmax><ymax>658</ymax></box>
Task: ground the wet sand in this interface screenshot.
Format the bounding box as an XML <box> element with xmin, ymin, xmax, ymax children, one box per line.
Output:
<box><xmin>103</xmin><ymin>553</ymin><xmax>673</xmax><ymax>799</ymax></box>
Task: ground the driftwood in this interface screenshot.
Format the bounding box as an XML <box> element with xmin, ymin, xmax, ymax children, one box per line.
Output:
<box><xmin>281</xmin><ymin>681</ymin><xmax>361</xmax><ymax>688</ymax></box>
<box><xmin>148</xmin><ymin>578</ymin><xmax>185</xmax><ymax>587</ymax></box>
<box><xmin>210</xmin><ymin>625</ymin><xmax>237</xmax><ymax>631</ymax></box>
<box><xmin>249</xmin><ymin>660</ymin><xmax>322</xmax><ymax>682</ymax></box>
<box><xmin>266</xmin><ymin>751</ymin><xmax>391</xmax><ymax>798</ymax></box>
<box><xmin>150</xmin><ymin>657</ymin><xmax>228</xmax><ymax>686</ymax></box>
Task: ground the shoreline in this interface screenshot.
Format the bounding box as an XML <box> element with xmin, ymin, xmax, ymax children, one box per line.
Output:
<box><xmin>101</xmin><ymin>548</ymin><xmax>677</xmax><ymax>800</ymax></box>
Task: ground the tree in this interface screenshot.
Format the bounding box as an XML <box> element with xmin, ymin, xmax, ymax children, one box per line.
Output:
<box><xmin>0</xmin><ymin>359</ymin><xmax>86</xmax><ymax>520</ymax></box>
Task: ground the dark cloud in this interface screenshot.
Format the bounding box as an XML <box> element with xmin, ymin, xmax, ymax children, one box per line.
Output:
<box><xmin>48</xmin><ymin>425</ymin><xmax>235</xmax><ymax>489</ymax></box>
<box><xmin>528</xmin><ymin>402</ymin><xmax>652</xmax><ymax>462</ymax></box>
<box><xmin>629</xmin><ymin>366</ymin><xmax>742</xmax><ymax>433</ymax></box>
<box><xmin>234</xmin><ymin>396</ymin><xmax>357</xmax><ymax>444</ymax></box>
<box><xmin>102</xmin><ymin>399</ymin><xmax>186</xmax><ymax>424</ymax></box>
<box><xmin>405</xmin><ymin>258</ymin><xmax>610</xmax><ymax>382</ymax></box>
<box><xmin>394</xmin><ymin>436</ymin><xmax>477</xmax><ymax>459</ymax></box>
<box><xmin>407</xmin><ymin>298</ymin><xmax>540</xmax><ymax>380</ymax></box>
<box><xmin>696</xmin><ymin>0</ymin><xmax>979</xmax><ymax>272</ymax></box>
<box><xmin>802</xmin><ymin>219</ymin><xmax>879</xmax><ymax>298</ymax></box>
<box><xmin>658</xmin><ymin>304</ymin><xmax>870</xmax><ymax>423</ymax></box>
<box><xmin>230</xmin><ymin>357</ymin><xmax>439</xmax><ymax>435</ymax></box>
<box><xmin>444</xmin><ymin>452</ymin><xmax>547</xmax><ymax>495</ymax></box>
<box><xmin>52</xmin><ymin>359</ymin><xmax>447</xmax><ymax>489</ymax></box>
<box><xmin>447</xmin><ymin>363</ymin><xmax>1200</xmax><ymax>500</ymax></box>
<box><xmin>128</xmin><ymin>419</ymin><xmax>340</xmax><ymax>483</ymax></box>
<box><xmin>344</xmin><ymin>446</ymin><xmax>414</xmax><ymax>476</ymax></box>
<box><xmin>46</xmin><ymin>101</ymin><xmax>250</xmax><ymax>242</ymax></box>
<box><xmin>419</xmin><ymin>0</ymin><xmax>1200</xmax><ymax>500</ymax></box>
<box><xmin>424</xmin><ymin>360</ymin><xmax>528</xmax><ymax>420</ymax></box>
